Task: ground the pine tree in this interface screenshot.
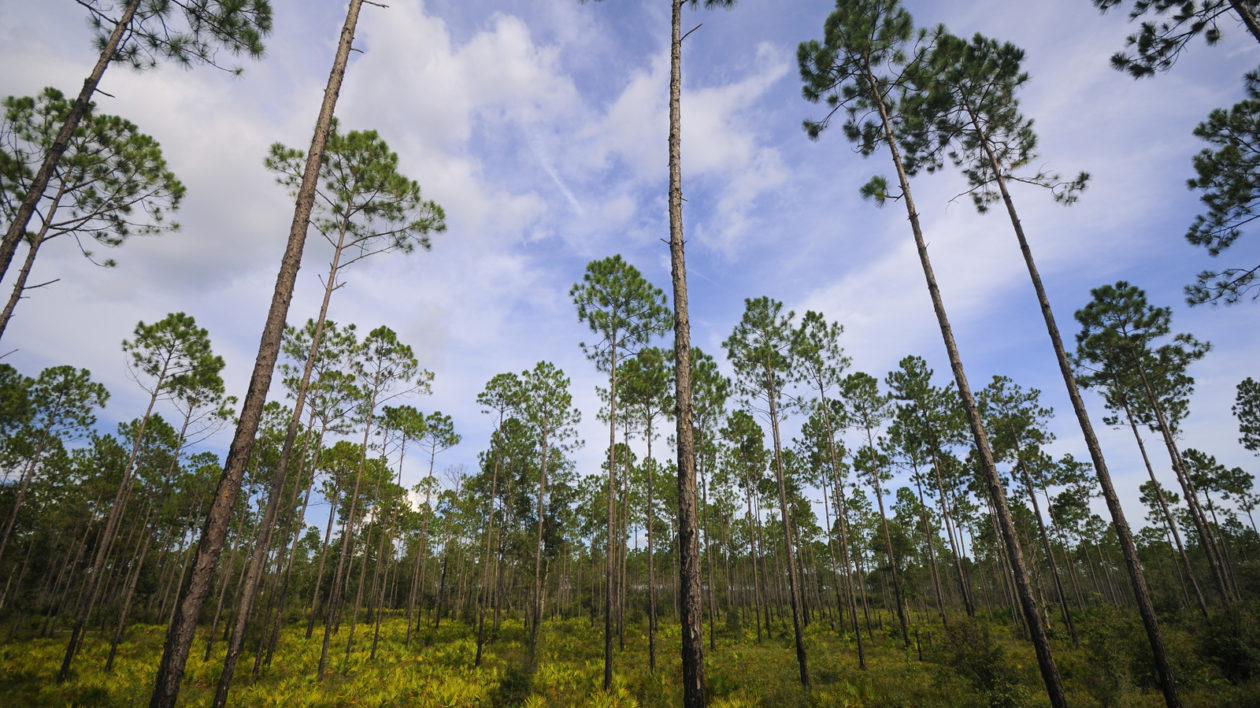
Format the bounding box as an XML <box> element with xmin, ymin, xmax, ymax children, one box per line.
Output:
<box><xmin>799</xmin><ymin>3</ymin><xmax>1066</xmax><ymax>703</ymax></box>
<box><xmin>0</xmin><ymin>0</ymin><xmax>271</xmax><ymax>288</ymax></box>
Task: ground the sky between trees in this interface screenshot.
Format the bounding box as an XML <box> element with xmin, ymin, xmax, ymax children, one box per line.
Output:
<box><xmin>0</xmin><ymin>0</ymin><xmax>1256</xmax><ymax>518</ymax></box>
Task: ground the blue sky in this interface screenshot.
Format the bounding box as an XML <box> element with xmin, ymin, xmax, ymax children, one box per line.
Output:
<box><xmin>1</xmin><ymin>0</ymin><xmax>1257</xmax><ymax>528</ymax></box>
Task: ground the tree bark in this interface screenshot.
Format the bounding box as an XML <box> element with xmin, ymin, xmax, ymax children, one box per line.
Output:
<box><xmin>972</xmin><ymin>106</ymin><xmax>1180</xmax><ymax>704</ymax></box>
<box><xmin>766</xmin><ymin>380</ymin><xmax>810</xmax><ymax>688</ymax></box>
<box><xmin>865</xmin><ymin>66</ymin><xmax>1066</xmax><ymax>707</ymax></box>
<box><xmin>0</xmin><ymin>0</ymin><xmax>141</xmax><ymax>287</ymax></box>
<box><xmin>667</xmin><ymin>1</ymin><xmax>705</xmax><ymax>702</ymax></box>
<box><xmin>148</xmin><ymin>4</ymin><xmax>365</xmax><ymax>704</ymax></box>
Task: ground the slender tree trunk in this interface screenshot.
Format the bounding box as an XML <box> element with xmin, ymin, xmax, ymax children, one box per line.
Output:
<box><xmin>528</xmin><ymin>433</ymin><xmax>550</xmax><ymax>666</ymax></box>
<box><xmin>0</xmin><ymin>0</ymin><xmax>141</xmax><ymax>289</ymax></box>
<box><xmin>106</xmin><ymin>416</ymin><xmax>191</xmax><ymax>671</ymax></box>
<box><xmin>766</xmin><ymin>383</ymin><xmax>810</xmax><ymax>688</ymax></box>
<box><xmin>216</xmin><ymin>210</ymin><xmax>357</xmax><ymax>707</ymax></box>
<box><xmin>914</xmin><ymin>473</ymin><xmax>947</xmax><ymax>628</ymax></box>
<box><xmin>413</xmin><ymin>454</ymin><xmax>438</xmax><ymax>639</ymax></box>
<box><xmin>265</xmin><ymin>422</ymin><xmax>326</xmax><ymax>666</ymax></box>
<box><xmin>864</xmin><ymin>67</ymin><xmax>1066</xmax><ymax>707</ymax></box>
<box><xmin>0</xmin><ymin>209</ymin><xmax>57</xmax><ymax>343</ymax></box>
<box><xmin>149</xmin><ymin>5</ymin><xmax>365</xmax><ymax>705</ymax></box>
<box><xmin>832</xmin><ymin>474</ymin><xmax>866</xmax><ymax>666</ymax></box>
<box><xmin>320</xmin><ymin>376</ymin><xmax>383</xmax><ymax>677</ymax></box>
<box><xmin>604</xmin><ymin>354</ymin><xmax>619</xmax><ymax>687</ymax></box>
<box><xmin>206</xmin><ymin>509</ymin><xmax>248</xmax><ymax>662</ymax></box>
<box><xmin>59</xmin><ymin>373</ymin><xmax>166</xmax><ymax>683</ymax></box>
<box><xmin>1122</xmin><ymin>399</ymin><xmax>1208</xmax><ymax>617</ymax></box>
<box><xmin>973</xmin><ymin>113</ymin><xmax>1179</xmax><ymax>704</ymax></box>
<box><xmin>307</xmin><ymin>477</ymin><xmax>340</xmax><ymax>640</ymax></box>
<box><xmin>475</xmin><ymin>412</ymin><xmax>503</xmax><ymax>666</ymax></box>
<box><xmin>741</xmin><ymin>467</ymin><xmax>764</xmax><ymax>643</ymax></box>
<box><xmin>0</xmin><ymin>423</ymin><xmax>53</xmax><ymax>566</ymax></box>
<box><xmin>860</xmin><ymin>421</ymin><xmax>910</xmax><ymax>649</ymax></box>
<box><xmin>1015</xmin><ymin>458</ymin><xmax>1076</xmax><ymax>644</ymax></box>
<box><xmin>1135</xmin><ymin>360</ymin><xmax>1233</xmax><ymax>605</ymax></box>
<box><xmin>649</xmin><ymin>424</ymin><xmax>661</xmax><ymax>668</ymax></box>
<box><xmin>701</xmin><ymin>453</ymin><xmax>716</xmax><ymax>652</ymax></box>
<box><xmin>668</xmin><ymin>1</ymin><xmax>705</xmax><ymax>702</ymax></box>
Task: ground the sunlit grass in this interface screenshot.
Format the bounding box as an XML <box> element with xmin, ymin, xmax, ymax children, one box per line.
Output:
<box><xmin>2</xmin><ymin>608</ymin><xmax>1259</xmax><ymax>706</ymax></box>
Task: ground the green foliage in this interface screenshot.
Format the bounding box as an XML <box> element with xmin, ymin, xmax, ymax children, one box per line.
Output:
<box><xmin>570</xmin><ymin>254</ymin><xmax>670</xmax><ymax>374</ymax></box>
<box><xmin>723</xmin><ymin>296</ymin><xmax>795</xmax><ymax>408</ymax></box>
<box><xmin>1199</xmin><ymin>603</ymin><xmax>1260</xmax><ymax>683</ymax></box>
<box><xmin>1184</xmin><ymin>72</ymin><xmax>1260</xmax><ymax>305</ymax></box>
<box><xmin>1236</xmin><ymin>377</ymin><xmax>1260</xmax><ymax>453</ymax></box>
<box><xmin>1072</xmin><ymin>280</ymin><xmax>1210</xmax><ymax>434</ymax></box>
<box><xmin>3</xmin><ymin>613</ymin><xmax>1257</xmax><ymax>706</ymax></box>
<box><xmin>1092</xmin><ymin>0</ymin><xmax>1251</xmax><ymax>78</ymax></box>
<box><xmin>80</xmin><ymin>0</ymin><xmax>274</xmax><ymax>72</ymax></box>
<box><xmin>904</xmin><ymin>31</ymin><xmax>1089</xmax><ymax>212</ymax></box>
<box><xmin>938</xmin><ymin>618</ymin><xmax>1027</xmax><ymax>708</ymax></box>
<box><xmin>0</xmin><ymin>86</ymin><xmax>184</xmax><ymax>256</ymax></box>
<box><xmin>266</xmin><ymin>120</ymin><xmax>445</xmax><ymax>268</ymax></box>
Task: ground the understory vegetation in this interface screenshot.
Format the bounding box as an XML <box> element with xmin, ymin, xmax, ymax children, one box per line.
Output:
<box><xmin>4</xmin><ymin>609</ymin><xmax>1260</xmax><ymax>707</ymax></box>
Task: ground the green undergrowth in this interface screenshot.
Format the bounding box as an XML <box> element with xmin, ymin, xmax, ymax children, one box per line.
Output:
<box><xmin>2</xmin><ymin>608</ymin><xmax>1259</xmax><ymax>706</ymax></box>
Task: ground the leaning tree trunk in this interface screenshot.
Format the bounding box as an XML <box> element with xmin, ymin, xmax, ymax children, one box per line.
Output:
<box><xmin>1133</xmin><ymin>357</ymin><xmax>1233</xmax><ymax>606</ymax></box>
<box><xmin>59</xmin><ymin>363</ymin><xmax>167</xmax><ymax>683</ymax></box>
<box><xmin>0</xmin><ymin>0</ymin><xmax>140</xmax><ymax>288</ymax></box>
<box><xmin>0</xmin><ymin>421</ymin><xmax>54</xmax><ymax>566</ymax></box>
<box><xmin>148</xmin><ymin>4</ymin><xmax>366</xmax><ymax>706</ymax></box>
<box><xmin>0</xmin><ymin>191</ymin><xmax>63</xmax><ymax>340</ymax></box>
<box><xmin>766</xmin><ymin>381</ymin><xmax>810</xmax><ymax>688</ymax></box>
<box><xmin>1015</xmin><ymin>456</ymin><xmax>1076</xmax><ymax>644</ymax></box>
<box><xmin>215</xmin><ymin>192</ymin><xmax>357</xmax><ymax>708</ymax></box>
<box><xmin>668</xmin><ymin>1</ymin><xmax>706</xmax><ymax>704</ymax></box>
<box><xmin>864</xmin><ymin>65</ymin><xmax>1066</xmax><ymax>707</ymax></box>
<box><xmin>1121</xmin><ymin>397</ymin><xmax>1208</xmax><ymax>617</ymax></box>
<box><xmin>970</xmin><ymin>104</ymin><xmax>1180</xmax><ymax>705</ymax></box>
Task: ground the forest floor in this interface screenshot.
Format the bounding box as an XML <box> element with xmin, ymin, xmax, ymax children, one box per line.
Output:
<box><xmin>2</xmin><ymin>610</ymin><xmax>1258</xmax><ymax>706</ymax></box>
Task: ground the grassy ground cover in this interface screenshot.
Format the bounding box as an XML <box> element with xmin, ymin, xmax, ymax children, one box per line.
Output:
<box><xmin>3</xmin><ymin>609</ymin><xmax>1259</xmax><ymax>706</ymax></box>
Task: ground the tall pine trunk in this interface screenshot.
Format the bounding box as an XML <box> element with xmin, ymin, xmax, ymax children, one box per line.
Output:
<box><xmin>0</xmin><ymin>0</ymin><xmax>141</xmax><ymax>288</ymax></box>
<box><xmin>668</xmin><ymin>2</ymin><xmax>706</xmax><ymax>703</ymax></box>
<box><xmin>149</xmin><ymin>4</ymin><xmax>366</xmax><ymax>705</ymax></box>
<box><xmin>766</xmin><ymin>381</ymin><xmax>810</xmax><ymax>687</ymax></box>
<box><xmin>863</xmin><ymin>65</ymin><xmax>1066</xmax><ymax>707</ymax></box>
<box><xmin>968</xmin><ymin>102</ymin><xmax>1180</xmax><ymax>705</ymax></box>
